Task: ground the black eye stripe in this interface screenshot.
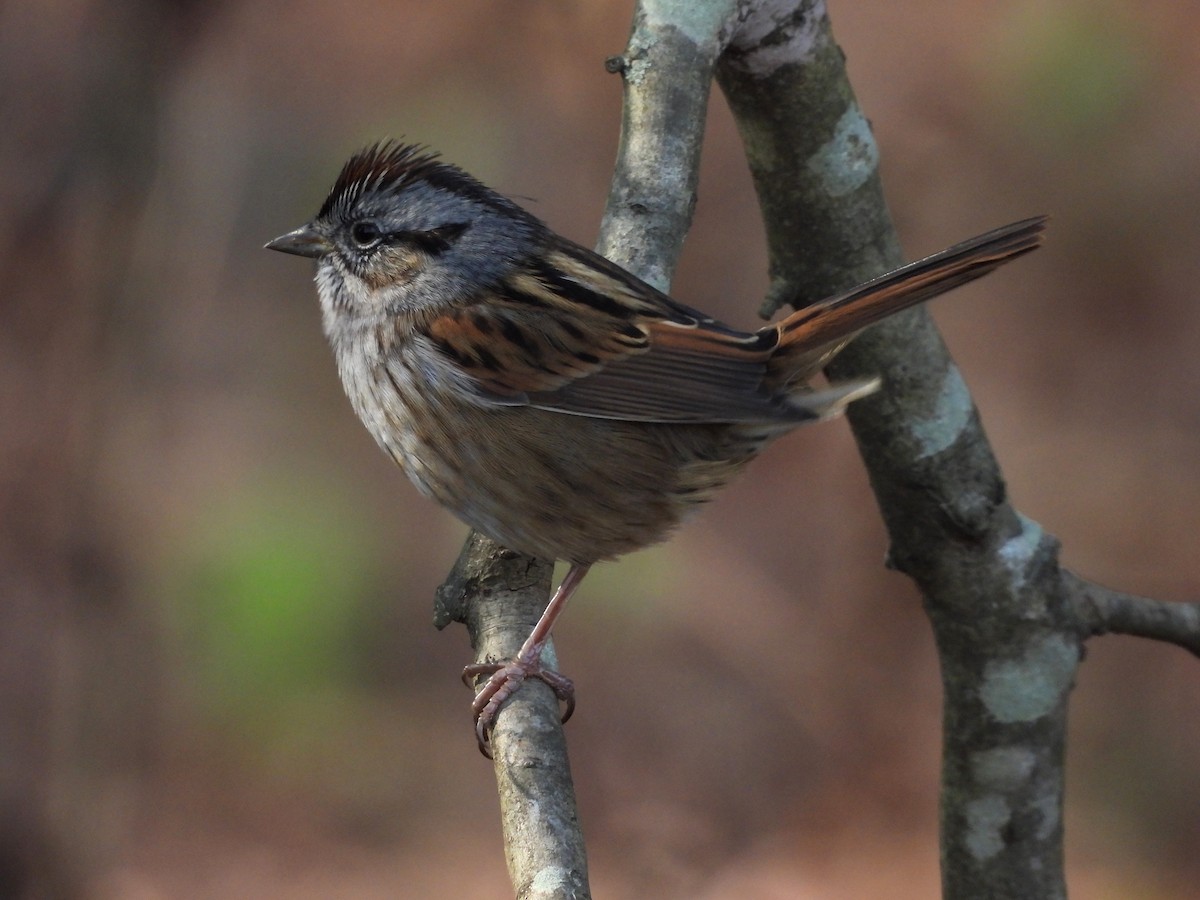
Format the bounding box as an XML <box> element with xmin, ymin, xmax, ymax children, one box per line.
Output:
<box><xmin>345</xmin><ymin>220</ymin><xmax>465</xmax><ymax>255</ymax></box>
<box><xmin>398</xmin><ymin>222</ymin><xmax>469</xmax><ymax>255</ymax></box>
<box><xmin>348</xmin><ymin>221</ymin><xmax>469</xmax><ymax>255</ymax></box>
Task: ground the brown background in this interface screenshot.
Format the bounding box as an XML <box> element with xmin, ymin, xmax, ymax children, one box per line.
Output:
<box><xmin>3</xmin><ymin>1</ymin><xmax>1198</xmax><ymax>896</ymax></box>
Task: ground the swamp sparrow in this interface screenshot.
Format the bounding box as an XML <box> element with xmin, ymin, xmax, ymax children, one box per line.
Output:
<box><xmin>268</xmin><ymin>141</ymin><xmax>1044</xmax><ymax>752</ymax></box>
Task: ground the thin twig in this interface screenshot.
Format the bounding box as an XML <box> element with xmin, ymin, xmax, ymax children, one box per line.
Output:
<box><xmin>1065</xmin><ymin>570</ymin><xmax>1200</xmax><ymax>657</ymax></box>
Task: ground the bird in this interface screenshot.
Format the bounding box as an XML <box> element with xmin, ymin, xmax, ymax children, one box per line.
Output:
<box><xmin>267</xmin><ymin>140</ymin><xmax>1045</xmax><ymax>753</ymax></box>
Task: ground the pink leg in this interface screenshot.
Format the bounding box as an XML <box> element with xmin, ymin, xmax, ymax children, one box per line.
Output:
<box><xmin>462</xmin><ymin>563</ymin><xmax>591</xmax><ymax>756</ymax></box>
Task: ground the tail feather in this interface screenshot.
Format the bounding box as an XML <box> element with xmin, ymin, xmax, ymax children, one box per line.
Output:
<box><xmin>792</xmin><ymin>377</ymin><xmax>882</xmax><ymax>419</ymax></box>
<box><xmin>777</xmin><ymin>216</ymin><xmax>1047</xmax><ymax>353</ymax></box>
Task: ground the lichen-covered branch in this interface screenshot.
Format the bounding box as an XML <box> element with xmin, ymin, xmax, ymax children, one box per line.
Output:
<box><xmin>718</xmin><ymin>3</ymin><xmax>1074</xmax><ymax>897</ymax></box>
<box><xmin>716</xmin><ymin>4</ymin><xmax>1200</xmax><ymax>895</ymax></box>
<box><xmin>720</xmin><ymin>0</ymin><xmax>903</xmax><ymax>313</ymax></box>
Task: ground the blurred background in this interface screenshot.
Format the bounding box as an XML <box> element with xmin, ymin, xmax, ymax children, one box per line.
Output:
<box><xmin>2</xmin><ymin>0</ymin><xmax>1199</xmax><ymax>897</ymax></box>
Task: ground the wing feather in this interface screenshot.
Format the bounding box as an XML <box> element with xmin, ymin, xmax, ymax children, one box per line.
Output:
<box><xmin>417</xmin><ymin>236</ymin><xmax>813</xmax><ymax>423</ymax></box>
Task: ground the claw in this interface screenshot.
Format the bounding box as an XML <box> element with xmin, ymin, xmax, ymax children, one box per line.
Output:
<box><xmin>459</xmin><ymin>563</ymin><xmax>591</xmax><ymax>757</ymax></box>
<box><xmin>463</xmin><ymin>658</ymin><xmax>575</xmax><ymax>757</ymax></box>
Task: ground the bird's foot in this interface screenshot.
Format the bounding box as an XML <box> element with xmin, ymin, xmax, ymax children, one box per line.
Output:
<box><xmin>462</xmin><ymin>654</ymin><xmax>575</xmax><ymax>758</ymax></box>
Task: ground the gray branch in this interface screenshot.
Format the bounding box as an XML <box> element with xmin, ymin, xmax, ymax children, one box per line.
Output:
<box><xmin>436</xmin><ymin>535</ymin><xmax>588</xmax><ymax>899</ymax></box>
<box><xmin>597</xmin><ymin>0</ymin><xmax>742</xmax><ymax>287</ymax></box>
<box><xmin>716</xmin><ymin>1</ymin><xmax>1197</xmax><ymax>896</ymax></box>
<box><xmin>718</xmin><ymin>4</ymin><xmax>1074</xmax><ymax>896</ymax></box>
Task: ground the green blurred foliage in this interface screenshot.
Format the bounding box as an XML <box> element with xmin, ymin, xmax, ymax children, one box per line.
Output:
<box><xmin>989</xmin><ymin>2</ymin><xmax>1152</xmax><ymax>146</ymax></box>
<box><xmin>167</xmin><ymin>474</ymin><xmax>382</xmax><ymax>734</ymax></box>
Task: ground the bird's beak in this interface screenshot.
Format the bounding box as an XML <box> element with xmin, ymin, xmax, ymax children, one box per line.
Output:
<box><xmin>265</xmin><ymin>225</ymin><xmax>332</xmax><ymax>258</ymax></box>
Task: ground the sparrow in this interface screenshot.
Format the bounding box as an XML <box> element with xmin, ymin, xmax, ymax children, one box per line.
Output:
<box><xmin>267</xmin><ymin>140</ymin><xmax>1045</xmax><ymax>752</ymax></box>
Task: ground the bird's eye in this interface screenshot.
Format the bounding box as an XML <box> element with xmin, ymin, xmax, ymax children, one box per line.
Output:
<box><xmin>350</xmin><ymin>220</ymin><xmax>383</xmax><ymax>248</ymax></box>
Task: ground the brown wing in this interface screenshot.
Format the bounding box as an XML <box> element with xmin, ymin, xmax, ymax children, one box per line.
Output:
<box><xmin>420</xmin><ymin>238</ymin><xmax>823</xmax><ymax>424</ymax></box>
<box><xmin>531</xmin><ymin>319</ymin><xmax>809</xmax><ymax>422</ymax></box>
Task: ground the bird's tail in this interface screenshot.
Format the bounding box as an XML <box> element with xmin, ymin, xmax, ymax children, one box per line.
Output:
<box><xmin>774</xmin><ymin>217</ymin><xmax>1047</xmax><ymax>372</ymax></box>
